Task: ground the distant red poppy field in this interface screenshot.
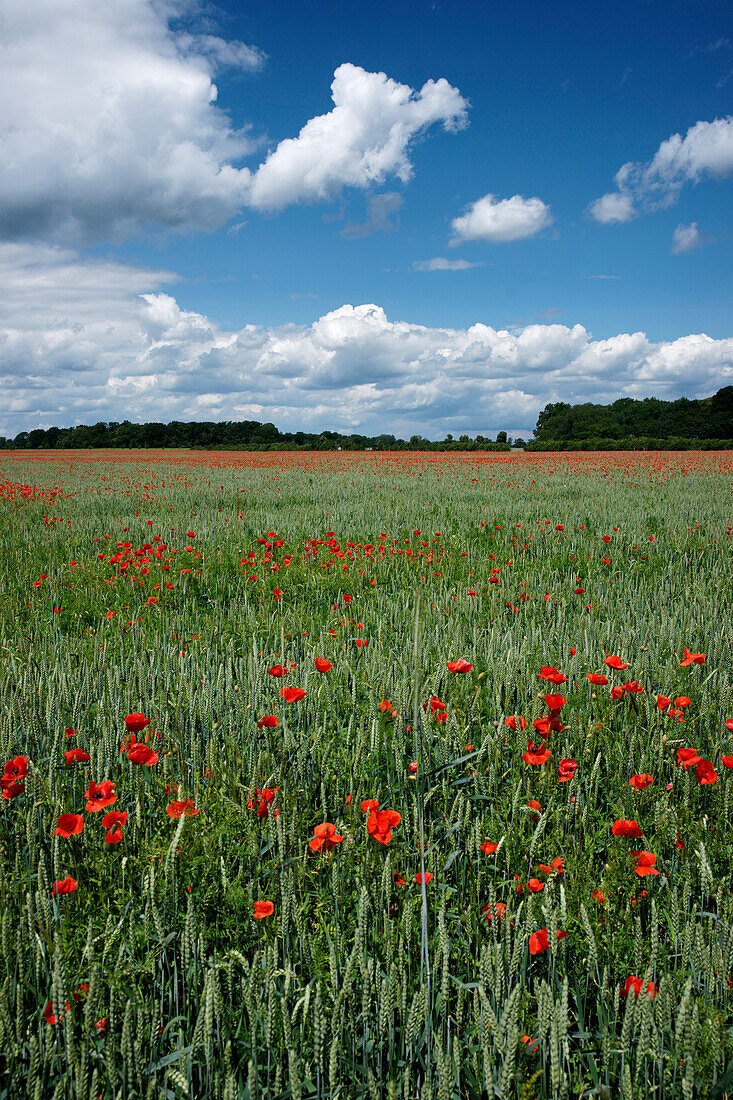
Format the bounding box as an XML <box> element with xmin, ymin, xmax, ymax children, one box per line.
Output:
<box><xmin>1</xmin><ymin>448</ymin><xmax>732</xmax><ymax>1098</ymax></box>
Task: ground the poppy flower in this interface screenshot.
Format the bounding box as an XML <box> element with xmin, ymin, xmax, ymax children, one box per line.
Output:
<box><xmin>257</xmin><ymin>715</ymin><xmax>279</xmax><ymax>728</ymax></box>
<box><xmin>557</xmin><ymin>759</ymin><xmax>578</xmax><ymax>783</ymax></box>
<box><xmin>620</xmin><ymin>976</ymin><xmax>656</xmax><ymax>999</ymax></box>
<box><xmin>102</xmin><ymin>810</ymin><xmax>128</xmax><ymax>845</ymax></box>
<box><xmin>44</xmin><ymin>999</ymin><xmax>71</xmax><ymax>1025</ymax></box>
<box><xmin>64</xmin><ymin>727</ymin><xmax>77</xmax><ymax>737</ymax></box>
<box><xmin>53</xmin><ymin>813</ymin><xmax>84</xmax><ymax>838</ymax></box>
<box><xmin>480</xmin><ymin>840</ymin><xmax>499</xmax><ymax>855</ymax></box>
<box><xmin>482</xmin><ymin>901</ymin><xmax>507</xmax><ymax>922</ymax></box>
<box><xmin>528</xmin><ymin>878</ymin><xmax>544</xmax><ymax>892</ymax></box>
<box><xmin>537</xmin><ymin>857</ymin><xmax>563</xmax><ymax>875</ymax></box>
<box><xmin>603</xmin><ymin>655</ymin><xmax>629</xmax><ymax>670</ymax></box>
<box><xmin>126</xmin><ymin>743</ymin><xmax>159</xmax><ymax>766</ymax></box>
<box><xmin>621</xmin><ymin>680</ymin><xmax>643</xmax><ymax>694</ymax></box>
<box><xmin>676</xmin><ymin>747</ymin><xmax>701</xmax><ymax>768</ymax></box>
<box><xmin>656</xmin><ymin>695</ymin><xmax>672</xmax><ymax>710</ymax></box>
<box><xmin>680</xmin><ymin>648</ymin><xmax>705</xmax><ymax>667</ymax></box>
<box><xmin>695</xmin><ymin>759</ymin><xmax>717</xmax><ymax>785</ymax></box>
<box><xmin>545</xmin><ymin>693</ymin><xmax>566</xmax><ymax>712</ymax></box>
<box><xmin>268</xmin><ymin>665</ymin><xmax>285</xmax><ymax>677</ymax></box>
<box><xmin>522</xmin><ymin>739</ymin><xmax>551</xmax><ymax>766</ymax></box>
<box><xmin>586</xmin><ymin>673</ymin><xmax>608</xmax><ymax>685</ymax></box>
<box><xmin>280</xmin><ymin>686</ymin><xmax>306</xmax><ymax>703</ymax></box>
<box><xmin>529</xmin><ymin>928</ymin><xmax>567</xmax><ymax>955</ymax></box>
<box><xmin>367</xmin><ymin>808</ymin><xmax>401</xmax><ymax>845</ymax></box>
<box><xmin>720</xmin><ymin>756</ymin><xmax>733</xmax><ymax>769</ymax></box>
<box><xmin>538</xmin><ymin>666</ymin><xmax>568</xmax><ymax>684</ymax></box>
<box><xmin>84</xmin><ymin>780</ymin><xmax>116</xmax><ymax>813</ymax></box>
<box><xmin>51</xmin><ymin>876</ymin><xmax>78</xmax><ymax>896</ymax></box>
<box><xmin>726</xmin><ymin>719</ymin><xmax>733</xmax><ymax>733</ymax></box>
<box><xmin>632</xmin><ymin>851</ymin><xmax>659</xmax><ymax>877</ymax></box>
<box><xmin>408</xmin><ymin>761</ymin><xmax>418</xmax><ymax>774</ymax></box>
<box><xmin>612</xmin><ymin>819</ymin><xmax>643</xmax><ymax>838</ymax></box>
<box><xmin>379</xmin><ymin>698</ymin><xmax>392</xmax><ymax>713</ymax></box>
<box><xmin>63</xmin><ymin>748</ymin><xmax>90</xmax><ymax>764</ymax></box>
<box><xmin>675</xmin><ymin>833</ymin><xmax>685</xmax><ymax>849</ymax></box>
<box><xmin>253</xmin><ymin>900</ymin><xmax>274</xmax><ymax>919</ymax></box>
<box><xmin>414</xmin><ymin>872</ymin><xmax>433</xmax><ymax>885</ymax></box>
<box><xmin>361</xmin><ymin>798</ymin><xmax>380</xmax><ymax>813</ymax></box>
<box><xmin>446</xmin><ymin>658</ymin><xmax>473</xmax><ymax>673</ymax></box>
<box><xmin>528</xmin><ymin>799</ymin><xmax>542</xmax><ymax>816</ymax></box>
<box><xmin>254</xmin><ymin>787</ymin><xmax>278</xmax><ymax>819</ymax></box>
<box><xmin>308</xmin><ymin>822</ymin><xmax>344</xmax><ymax>852</ymax></box>
<box><xmin>167</xmin><ymin>798</ymin><xmax>200</xmax><ymax>818</ymax></box>
<box><xmin>610</xmin><ymin>686</ymin><xmax>625</xmax><ymax>701</ymax></box>
<box><xmin>504</xmin><ymin>715</ymin><xmax>527</xmax><ymax>731</ymax></box>
<box><xmin>124</xmin><ymin>713</ymin><xmax>150</xmax><ymax>733</ymax></box>
<box><xmin>592</xmin><ymin>889</ymin><xmax>605</xmax><ymax>904</ymax></box>
<box><xmin>314</xmin><ymin>658</ymin><xmax>333</xmax><ymax>672</ymax></box>
<box><xmin>423</xmin><ymin>696</ymin><xmax>446</xmax><ymax>715</ymax></box>
<box><xmin>1</xmin><ymin>756</ymin><xmax>28</xmax><ymax>800</ymax></box>
<box><xmin>630</xmin><ymin>774</ymin><xmax>654</xmax><ymax>790</ymax></box>
<box><xmin>673</xmin><ymin>696</ymin><xmax>691</xmax><ymax>708</ymax></box>
<box><xmin>393</xmin><ymin>873</ymin><xmax>405</xmax><ymax>887</ymax></box>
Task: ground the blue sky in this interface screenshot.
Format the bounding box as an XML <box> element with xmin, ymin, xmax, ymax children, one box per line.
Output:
<box><xmin>0</xmin><ymin>0</ymin><xmax>731</xmax><ymax>439</ymax></box>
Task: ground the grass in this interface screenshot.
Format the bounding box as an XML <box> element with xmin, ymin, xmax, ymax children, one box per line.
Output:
<box><xmin>0</xmin><ymin>448</ymin><xmax>732</xmax><ymax>1099</ymax></box>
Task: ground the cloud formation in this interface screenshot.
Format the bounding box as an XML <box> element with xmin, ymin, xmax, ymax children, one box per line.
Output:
<box><xmin>247</xmin><ymin>64</ymin><xmax>468</xmax><ymax>211</ymax></box>
<box><xmin>413</xmin><ymin>258</ymin><xmax>483</xmax><ymax>271</ymax></box>
<box><xmin>450</xmin><ymin>193</ymin><xmax>553</xmax><ymax>244</ymax></box>
<box><xmin>671</xmin><ymin>222</ymin><xmax>713</xmax><ymax>253</ymax></box>
<box><xmin>341</xmin><ymin>193</ymin><xmax>404</xmax><ymax>239</ymax></box>
<box><xmin>1</xmin><ymin>245</ymin><xmax>730</xmax><ymax>441</ymax></box>
<box><xmin>590</xmin><ymin>115</ymin><xmax>733</xmax><ymax>223</ymax></box>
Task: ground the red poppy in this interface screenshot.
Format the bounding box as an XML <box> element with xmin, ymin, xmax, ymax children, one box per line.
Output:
<box><xmin>102</xmin><ymin>810</ymin><xmax>128</xmax><ymax>845</ymax></box>
<box><xmin>592</xmin><ymin>889</ymin><xmax>605</xmax><ymax>904</ymax></box>
<box><xmin>84</xmin><ymin>780</ymin><xmax>116</xmax><ymax>813</ymax></box>
<box><xmin>621</xmin><ymin>680</ymin><xmax>643</xmax><ymax>694</ymax></box>
<box><xmin>620</xmin><ymin>975</ymin><xmax>656</xmax><ymax>999</ymax></box>
<box><xmin>254</xmin><ymin>787</ymin><xmax>278</xmax><ymax>819</ymax></box>
<box><xmin>545</xmin><ymin>693</ymin><xmax>566</xmax><ymax>712</ymax></box>
<box><xmin>63</xmin><ymin>748</ymin><xmax>90</xmax><ymax>764</ymax></box>
<box><xmin>361</xmin><ymin>798</ymin><xmax>380</xmax><ymax>813</ymax></box>
<box><xmin>656</xmin><ymin>695</ymin><xmax>672</xmax><ymax>710</ymax></box>
<box><xmin>124</xmin><ymin>713</ymin><xmax>150</xmax><ymax>733</ymax></box>
<box><xmin>610</xmin><ymin>686</ymin><xmax>625</xmax><ymax>701</ymax></box>
<box><xmin>537</xmin><ymin>666</ymin><xmax>568</xmax><ymax>684</ymax></box>
<box><xmin>720</xmin><ymin>756</ymin><xmax>733</xmax><ymax>769</ymax></box>
<box><xmin>523</xmin><ymin>739</ymin><xmax>551</xmax><ymax>766</ymax></box>
<box><xmin>675</xmin><ymin>833</ymin><xmax>685</xmax><ymax>849</ymax></box>
<box><xmin>504</xmin><ymin>715</ymin><xmax>527</xmax><ymax>731</ymax></box>
<box><xmin>64</xmin><ymin>727</ymin><xmax>77</xmax><ymax>737</ymax></box>
<box><xmin>482</xmin><ymin>901</ymin><xmax>507</xmax><ymax>922</ymax></box>
<box><xmin>379</xmin><ymin>698</ymin><xmax>392</xmax><ymax>712</ymax></box>
<box><xmin>726</xmin><ymin>720</ymin><xmax>733</xmax><ymax>733</ymax></box>
<box><xmin>414</xmin><ymin>872</ymin><xmax>433</xmax><ymax>885</ymax></box>
<box><xmin>528</xmin><ymin>878</ymin><xmax>544</xmax><ymax>892</ymax></box>
<box><xmin>528</xmin><ymin>799</ymin><xmax>542</xmax><ymax>816</ymax></box>
<box><xmin>314</xmin><ymin>658</ymin><xmax>333</xmax><ymax>672</ymax></box>
<box><xmin>630</xmin><ymin>774</ymin><xmax>654</xmax><ymax>790</ymax></box>
<box><xmin>257</xmin><ymin>715</ymin><xmax>279</xmax><ymax>728</ymax></box>
<box><xmin>537</xmin><ymin>857</ymin><xmax>563</xmax><ymax>876</ymax></box>
<box><xmin>603</xmin><ymin>655</ymin><xmax>629</xmax><ymax>670</ymax></box>
<box><xmin>44</xmin><ymin>998</ymin><xmax>71</xmax><ymax>1025</ymax></box>
<box><xmin>446</xmin><ymin>658</ymin><xmax>473</xmax><ymax>673</ymax></box>
<box><xmin>612</xmin><ymin>819</ymin><xmax>643</xmax><ymax>838</ymax></box>
<box><xmin>408</xmin><ymin>761</ymin><xmax>418</xmax><ymax>774</ymax></box>
<box><xmin>423</xmin><ymin>695</ymin><xmax>447</xmax><ymax>714</ymax></box>
<box><xmin>53</xmin><ymin>813</ymin><xmax>84</xmax><ymax>838</ymax></box>
<box><xmin>280</xmin><ymin>686</ymin><xmax>306</xmax><ymax>703</ymax></box>
<box><xmin>167</xmin><ymin>798</ymin><xmax>200</xmax><ymax>818</ymax></box>
<box><xmin>586</xmin><ymin>673</ymin><xmax>608</xmax><ymax>685</ymax></box>
<box><xmin>676</xmin><ymin>747</ymin><xmax>701</xmax><ymax>768</ymax></box>
<box><xmin>308</xmin><ymin>823</ymin><xmax>344</xmax><ymax>852</ymax></box>
<box><xmin>696</xmin><ymin>759</ymin><xmax>717</xmax><ymax>785</ymax></box>
<box><xmin>480</xmin><ymin>840</ymin><xmax>499</xmax><ymax>855</ymax></box>
<box><xmin>632</xmin><ymin>851</ymin><xmax>659</xmax><ymax>877</ymax></box>
<box><xmin>673</xmin><ymin>696</ymin><xmax>691</xmax><ymax>708</ymax></box>
<box><xmin>393</xmin><ymin>873</ymin><xmax>405</xmax><ymax>887</ymax></box>
<box><xmin>367</xmin><ymin>808</ymin><xmax>401</xmax><ymax>845</ymax></box>
<box><xmin>1</xmin><ymin>756</ymin><xmax>28</xmax><ymax>800</ymax></box>
<box><xmin>253</xmin><ymin>900</ymin><xmax>274</xmax><ymax>919</ymax></box>
<box><xmin>680</xmin><ymin>648</ymin><xmax>705</xmax><ymax>667</ymax></box>
<box><xmin>557</xmin><ymin>758</ymin><xmax>578</xmax><ymax>783</ymax></box>
<box><xmin>51</xmin><ymin>876</ymin><xmax>78</xmax><ymax>896</ymax></box>
<box><xmin>268</xmin><ymin>665</ymin><xmax>285</xmax><ymax>677</ymax></box>
<box><xmin>126</xmin><ymin>743</ymin><xmax>159</xmax><ymax>766</ymax></box>
<box><xmin>529</xmin><ymin>928</ymin><xmax>567</xmax><ymax>955</ymax></box>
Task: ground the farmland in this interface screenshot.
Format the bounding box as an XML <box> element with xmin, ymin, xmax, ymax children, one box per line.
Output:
<box><xmin>0</xmin><ymin>448</ymin><xmax>732</xmax><ymax>1100</ymax></box>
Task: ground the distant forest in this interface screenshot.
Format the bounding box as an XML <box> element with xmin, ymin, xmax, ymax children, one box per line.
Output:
<box><xmin>0</xmin><ymin>386</ymin><xmax>731</xmax><ymax>451</ymax></box>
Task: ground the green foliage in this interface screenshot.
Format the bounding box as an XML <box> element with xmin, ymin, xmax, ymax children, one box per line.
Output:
<box><xmin>0</xmin><ymin>449</ymin><xmax>731</xmax><ymax>1098</ymax></box>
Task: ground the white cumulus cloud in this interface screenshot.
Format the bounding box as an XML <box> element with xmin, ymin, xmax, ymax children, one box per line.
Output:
<box><xmin>1</xmin><ymin>245</ymin><xmax>731</xmax><ymax>441</ymax></box>
<box><xmin>413</xmin><ymin>257</ymin><xmax>483</xmax><ymax>271</ymax></box>
<box><xmin>450</xmin><ymin>193</ymin><xmax>553</xmax><ymax>244</ymax></box>
<box><xmin>671</xmin><ymin>222</ymin><xmax>713</xmax><ymax>253</ymax></box>
<box><xmin>590</xmin><ymin>115</ymin><xmax>733</xmax><ymax>223</ymax></box>
<box><xmin>247</xmin><ymin>64</ymin><xmax>468</xmax><ymax>211</ymax></box>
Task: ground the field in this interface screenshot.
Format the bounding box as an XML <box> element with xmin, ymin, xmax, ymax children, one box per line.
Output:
<box><xmin>1</xmin><ymin>448</ymin><xmax>732</xmax><ymax>1100</ymax></box>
